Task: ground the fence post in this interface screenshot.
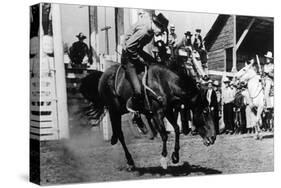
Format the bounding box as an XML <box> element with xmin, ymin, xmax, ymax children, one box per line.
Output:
<box><xmin>52</xmin><ymin>4</ymin><xmax>69</xmax><ymax>139</ymax></box>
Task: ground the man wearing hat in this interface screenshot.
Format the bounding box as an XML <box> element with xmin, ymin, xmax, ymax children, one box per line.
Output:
<box><xmin>193</xmin><ymin>28</ymin><xmax>208</xmax><ymax>67</ymax></box>
<box><xmin>213</xmin><ymin>80</ymin><xmax>222</xmax><ymax>122</ymax></box>
<box><xmin>221</xmin><ymin>77</ymin><xmax>236</xmax><ymax>134</ymax></box>
<box><xmin>213</xmin><ymin>80</ymin><xmax>221</xmax><ymax>103</ymax></box>
<box><xmin>263</xmin><ymin>51</ymin><xmax>274</xmax><ymax>108</ymax></box>
<box><xmin>69</xmin><ymin>32</ymin><xmax>89</xmax><ymax>66</ymax></box>
<box><xmin>193</xmin><ymin>29</ymin><xmax>203</xmax><ymax>50</ymax></box>
<box><xmin>206</xmin><ymin>80</ymin><xmax>220</xmax><ymax>134</ymax></box>
<box><xmin>121</xmin><ymin>12</ymin><xmax>169</xmax><ymax>127</ymax></box>
<box><xmin>176</xmin><ymin>31</ymin><xmax>193</xmax><ymax>51</ymax></box>
<box><xmin>168</xmin><ymin>24</ymin><xmax>177</xmax><ymax>47</ymax></box>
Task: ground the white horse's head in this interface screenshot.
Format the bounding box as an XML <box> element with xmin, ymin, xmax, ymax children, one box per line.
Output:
<box><xmin>235</xmin><ymin>63</ymin><xmax>257</xmax><ymax>82</ymax></box>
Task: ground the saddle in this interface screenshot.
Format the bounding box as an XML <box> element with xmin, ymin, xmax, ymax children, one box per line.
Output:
<box><xmin>114</xmin><ymin>65</ymin><xmax>162</xmax><ymax>113</ymax></box>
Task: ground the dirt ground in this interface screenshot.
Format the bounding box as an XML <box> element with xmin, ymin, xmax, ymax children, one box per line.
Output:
<box><xmin>39</xmin><ymin>129</ymin><xmax>274</xmax><ymax>185</ymax></box>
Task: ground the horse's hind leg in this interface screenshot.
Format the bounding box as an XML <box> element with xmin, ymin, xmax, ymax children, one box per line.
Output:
<box><xmin>109</xmin><ymin>109</ymin><xmax>135</xmax><ymax>170</ymax></box>
<box><xmin>166</xmin><ymin>109</ymin><xmax>180</xmax><ymax>164</ymax></box>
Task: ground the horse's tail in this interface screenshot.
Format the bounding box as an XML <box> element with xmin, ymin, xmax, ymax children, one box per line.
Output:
<box><xmin>79</xmin><ymin>70</ymin><xmax>106</xmax><ymax>126</ymax></box>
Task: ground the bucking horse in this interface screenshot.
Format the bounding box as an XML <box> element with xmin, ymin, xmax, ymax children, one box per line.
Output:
<box><xmin>79</xmin><ymin>33</ymin><xmax>216</xmax><ymax>170</ymax></box>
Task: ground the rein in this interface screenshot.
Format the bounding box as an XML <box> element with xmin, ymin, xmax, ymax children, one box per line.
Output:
<box><xmin>142</xmin><ymin>66</ymin><xmax>158</xmax><ymax>97</ymax></box>
<box><xmin>248</xmin><ymin>87</ymin><xmax>263</xmax><ymax>100</ymax></box>
<box><xmin>247</xmin><ymin>75</ymin><xmax>263</xmax><ymax>100</ymax></box>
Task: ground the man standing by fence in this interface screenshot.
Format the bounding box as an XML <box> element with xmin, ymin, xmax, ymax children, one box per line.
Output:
<box><xmin>206</xmin><ymin>80</ymin><xmax>219</xmax><ymax>134</ymax></box>
<box><xmin>221</xmin><ymin>77</ymin><xmax>236</xmax><ymax>134</ymax></box>
<box><xmin>69</xmin><ymin>32</ymin><xmax>90</xmax><ymax>67</ymax></box>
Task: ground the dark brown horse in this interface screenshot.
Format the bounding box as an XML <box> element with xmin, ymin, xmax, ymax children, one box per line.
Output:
<box><xmin>80</xmin><ymin>62</ymin><xmax>216</xmax><ymax>170</ymax></box>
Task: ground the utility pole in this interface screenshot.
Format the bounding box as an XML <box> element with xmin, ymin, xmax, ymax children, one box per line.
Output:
<box><xmin>232</xmin><ymin>15</ymin><xmax>237</xmax><ymax>73</ymax></box>
<box><xmin>89</xmin><ymin>6</ymin><xmax>100</xmax><ymax>69</ymax></box>
<box><xmin>101</xmin><ymin>26</ymin><xmax>112</xmax><ymax>55</ymax></box>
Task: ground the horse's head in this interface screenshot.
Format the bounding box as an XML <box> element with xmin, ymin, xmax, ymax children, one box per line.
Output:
<box><xmin>191</xmin><ymin>87</ymin><xmax>216</xmax><ymax>146</ymax></box>
<box><xmin>235</xmin><ymin>62</ymin><xmax>258</xmax><ymax>83</ymax></box>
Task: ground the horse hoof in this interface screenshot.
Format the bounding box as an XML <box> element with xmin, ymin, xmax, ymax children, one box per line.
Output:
<box><xmin>111</xmin><ymin>136</ymin><xmax>118</xmax><ymax>145</ymax></box>
<box><xmin>171</xmin><ymin>152</ymin><xmax>179</xmax><ymax>164</ymax></box>
<box><xmin>160</xmin><ymin>156</ymin><xmax>168</xmax><ymax>169</ymax></box>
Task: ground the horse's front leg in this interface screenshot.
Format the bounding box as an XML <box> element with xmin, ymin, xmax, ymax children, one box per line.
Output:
<box><xmin>166</xmin><ymin>108</ymin><xmax>180</xmax><ymax>164</ymax></box>
<box><xmin>159</xmin><ymin>130</ymin><xmax>168</xmax><ymax>169</ymax></box>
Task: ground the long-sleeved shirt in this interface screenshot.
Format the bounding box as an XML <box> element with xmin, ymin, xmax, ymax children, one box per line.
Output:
<box><xmin>176</xmin><ymin>37</ymin><xmax>192</xmax><ymax>50</ymax></box>
<box><xmin>123</xmin><ymin>17</ymin><xmax>154</xmax><ymax>61</ymax></box>
<box><xmin>222</xmin><ymin>87</ymin><xmax>236</xmax><ymax>104</ymax></box>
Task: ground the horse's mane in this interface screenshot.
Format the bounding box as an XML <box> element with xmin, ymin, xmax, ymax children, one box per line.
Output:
<box><xmin>251</xmin><ymin>62</ymin><xmax>259</xmax><ymax>73</ymax></box>
<box><xmin>149</xmin><ymin>64</ymin><xmax>199</xmax><ymax>99</ymax></box>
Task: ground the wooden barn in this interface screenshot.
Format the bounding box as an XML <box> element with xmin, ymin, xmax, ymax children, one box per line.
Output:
<box><xmin>204</xmin><ymin>14</ymin><xmax>273</xmax><ymax>80</ymax></box>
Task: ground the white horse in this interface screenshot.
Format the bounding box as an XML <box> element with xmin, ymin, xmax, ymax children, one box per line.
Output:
<box><xmin>235</xmin><ymin>62</ymin><xmax>264</xmax><ymax>139</ymax></box>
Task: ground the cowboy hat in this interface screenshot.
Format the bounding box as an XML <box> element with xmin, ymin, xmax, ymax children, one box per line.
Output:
<box><xmin>170</xmin><ymin>24</ymin><xmax>175</xmax><ymax>29</ymax></box>
<box><xmin>230</xmin><ymin>80</ymin><xmax>236</xmax><ymax>86</ymax></box>
<box><xmin>264</xmin><ymin>51</ymin><xmax>273</xmax><ymax>59</ymax></box>
<box><xmin>195</xmin><ymin>29</ymin><xmax>201</xmax><ymax>33</ymax></box>
<box><xmin>207</xmin><ymin>79</ymin><xmax>213</xmax><ymax>84</ymax></box>
<box><xmin>184</xmin><ymin>31</ymin><xmax>192</xmax><ymax>36</ymax></box>
<box><xmin>222</xmin><ymin>77</ymin><xmax>230</xmax><ymax>83</ymax></box>
<box><xmin>76</xmin><ymin>32</ymin><xmax>86</xmax><ymax>40</ymax></box>
<box><xmin>152</xmin><ymin>13</ymin><xmax>169</xmax><ymax>31</ymax></box>
<box><xmin>213</xmin><ymin>80</ymin><xmax>220</xmax><ymax>86</ymax></box>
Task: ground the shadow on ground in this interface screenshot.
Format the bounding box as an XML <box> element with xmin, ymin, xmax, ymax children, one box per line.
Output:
<box><xmin>134</xmin><ymin>162</ymin><xmax>222</xmax><ymax>177</ymax></box>
<box><xmin>262</xmin><ymin>134</ymin><xmax>274</xmax><ymax>139</ymax></box>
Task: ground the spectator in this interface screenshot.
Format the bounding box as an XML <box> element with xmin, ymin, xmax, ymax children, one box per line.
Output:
<box><xmin>69</xmin><ymin>32</ymin><xmax>89</xmax><ymax>66</ymax></box>
<box><xmin>193</xmin><ymin>29</ymin><xmax>207</xmax><ymax>66</ymax></box>
<box><xmin>213</xmin><ymin>80</ymin><xmax>222</xmax><ymax>125</ymax></box>
<box><xmin>193</xmin><ymin>29</ymin><xmax>203</xmax><ymax>50</ymax></box>
<box><xmin>176</xmin><ymin>31</ymin><xmax>193</xmax><ymax>52</ymax></box>
<box><xmin>263</xmin><ymin>51</ymin><xmax>274</xmax><ymax>109</ymax></box>
<box><xmin>168</xmin><ymin>24</ymin><xmax>177</xmax><ymax>47</ymax></box>
<box><xmin>233</xmin><ymin>82</ymin><xmax>247</xmax><ymax>134</ymax></box>
<box><xmin>213</xmin><ymin>80</ymin><xmax>221</xmax><ymax>105</ymax></box>
<box><xmin>206</xmin><ymin>80</ymin><xmax>219</xmax><ymax>134</ymax></box>
<box><xmin>221</xmin><ymin>77</ymin><xmax>236</xmax><ymax>134</ymax></box>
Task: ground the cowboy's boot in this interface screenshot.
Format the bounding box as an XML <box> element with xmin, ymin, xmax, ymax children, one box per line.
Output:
<box><xmin>130</xmin><ymin>94</ymin><xmax>149</xmax><ymax>134</ymax></box>
<box><xmin>132</xmin><ymin>112</ymin><xmax>148</xmax><ymax>135</ymax></box>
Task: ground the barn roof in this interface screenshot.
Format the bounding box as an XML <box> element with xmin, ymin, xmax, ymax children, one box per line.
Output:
<box><xmin>204</xmin><ymin>14</ymin><xmax>273</xmax><ymax>52</ymax></box>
